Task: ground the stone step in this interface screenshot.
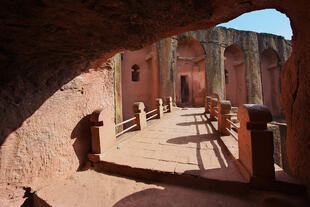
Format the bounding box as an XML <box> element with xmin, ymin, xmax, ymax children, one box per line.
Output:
<box><xmin>92</xmin><ymin>160</ymin><xmax>250</xmax><ymax>194</ymax></box>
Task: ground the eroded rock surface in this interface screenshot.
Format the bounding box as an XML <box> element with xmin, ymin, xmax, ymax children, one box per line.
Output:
<box><xmin>0</xmin><ymin>0</ymin><xmax>309</xmax><ymax>203</ymax></box>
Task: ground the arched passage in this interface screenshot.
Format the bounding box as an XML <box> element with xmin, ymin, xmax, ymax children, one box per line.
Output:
<box><xmin>176</xmin><ymin>38</ymin><xmax>206</xmax><ymax>107</ymax></box>
<box><xmin>224</xmin><ymin>44</ymin><xmax>247</xmax><ymax>106</ymax></box>
<box><xmin>1</xmin><ymin>1</ymin><xmax>310</xmax><ymax>201</ymax></box>
<box><xmin>261</xmin><ymin>49</ymin><xmax>282</xmax><ymax>118</ymax></box>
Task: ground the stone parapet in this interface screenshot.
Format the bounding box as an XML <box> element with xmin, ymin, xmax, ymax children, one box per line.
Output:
<box><xmin>89</xmin><ymin>108</ymin><xmax>116</xmax><ymax>154</ymax></box>
<box><xmin>237</xmin><ymin>104</ymin><xmax>274</xmax><ymax>183</ymax></box>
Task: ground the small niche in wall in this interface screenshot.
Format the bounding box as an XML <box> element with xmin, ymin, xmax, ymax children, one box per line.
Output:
<box><xmin>131</xmin><ymin>64</ymin><xmax>140</xmax><ymax>82</ymax></box>
<box><xmin>225</xmin><ymin>69</ymin><xmax>229</xmax><ymax>84</ymax></box>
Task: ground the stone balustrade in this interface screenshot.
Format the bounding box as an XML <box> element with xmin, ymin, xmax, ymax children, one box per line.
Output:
<box><xmin>89</xmin><ymin>97</ymin><xmax>172</xmax><ymax>158</ymax></box>
<box><xmin>156</xmin><ymin>98</ymin><xmax>164</xmax><ymax>119</ymax></box>
<box><xmin>205</xmin><ymin>94</ymin><xmax>275</xmax><ymax>184</ymax></box>
<box><xmin>209</xmin><ymin>97</ymin><xmax>219</xmax><ymax>121</ymax></box>
<box><xmin>217</xmin><ymin>100</ymin><xmax>232</xmax><ymax>136</ymax></box>
<box><xmin>237</xmin><ymin>104</ymin><xmax>274</xmax><ymax>183</ymax></box>
<box><xmin>205</xmin><ymin>96</ymin><xmax>212</xmax><ymax>114</ymax></box>
<box><xmin>166</xmin><ymin>96</ymin><xmax>173</xmax><ymax>112</ymax></box>
<box><xmin>133</xmin><ymin>102</ymin><xmax>147</xmax><ymax>130</ymax></box>
<box><xmin>89</xmin><ymin>108</ymin><xmax>116</xmax><ymax>155</ymax></box>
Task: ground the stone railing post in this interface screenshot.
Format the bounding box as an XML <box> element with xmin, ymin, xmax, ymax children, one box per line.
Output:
<box><xmin>166</xmin><ymin>96</ymin><xmax>173</xmax><ymax>112</ymax></box>
<box><xmin>156</xmin><ymin>98</ymin><xmax>164</xmax><ymax>119</ymax></box>
<box><xmin>218</xmin><ymin>100</ymin><xmax>231</xmax><ymax>136</ymax></box>
<box><xmin>205</xmin><ymin>96</ymin><xmax>211</xmax><ymax>114</ymax></box>
<box><xmin>209</xmin><ymin>98</ymin><xmax>218</xmax><ymax>121</ymax></box>
<box><xmin>133</xmin><ymin>102</ymin><xmax>147</xmax><ymax>130</ymax></box>
<box><xmin>237</xmin><ymin>104</ymin><xmax>274</xmax><ymax>183</ymax></box>
<box><xmin>89</xmin><ymin>109</ymin><xmax>116</xmax><ymax>155</ymax></box>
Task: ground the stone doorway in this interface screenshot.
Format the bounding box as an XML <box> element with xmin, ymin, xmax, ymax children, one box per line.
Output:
<box><xmin>176</xmin><ymin>37</ymin><xmax>206</xmax><ymax>107</ymax></box>
<box><xmin>180</xmin><ymin>75</ymin><xmax>190</xmax><ymax>104</ymax></box>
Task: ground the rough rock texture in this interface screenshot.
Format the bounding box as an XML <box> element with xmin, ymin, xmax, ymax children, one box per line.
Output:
<box><xmin>175</xmin><ymin>38</ymin><xmax>206</xmax><ymax>106</ymax></box>
<box><xmin>0</xmin><ymin>56</ymin><xmax>116</xmax><ymax>205</ymax></box>
<box><xmin>157</xmin><ymin>38</ymin><xmax>178</xmax><ymax>102</ymax></box>
<box><xmin>0</xmin><ymin>0</ymin><xmax>309</xmax><ymax>203</ymax></box>
<box><xmin>121</xmin><ymin>44</ymin><xmax>160</xmax><ymax>122</ymax></box>
<box><xmin>33</xmin><ymin>170</ymin><xmax>308</xmax><ymax>207</ymax></box>
<box><xmin>114</xmin><ymin>54</ymin><xmax>123</xmax><ymax>132</ymax></box>
<box><xmin>268</xmin><ymin>122</ymin><xmax>289</xmax><ymax>173</ymax></box>
<box><xmin>176</xmin><ymin>27</ymin><xmax>291</xmax><ymax>104</ymax></box>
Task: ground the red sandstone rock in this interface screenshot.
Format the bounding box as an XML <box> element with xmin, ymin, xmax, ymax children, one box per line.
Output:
<box><xmin>176</xmin><ymin>38</ymin><xmax>206</xmax><ymax>106</ymax></box>
<box><xmin>0</xmin><ymin>0</ymin><xmax>309</xmax><ymax>203</ymax></box>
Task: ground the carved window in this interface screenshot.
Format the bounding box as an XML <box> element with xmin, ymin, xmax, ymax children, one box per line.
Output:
<box><xmin>131</xmin><ymin>64</ymin><xmax>140</xmax><ymax>82</ymax></box>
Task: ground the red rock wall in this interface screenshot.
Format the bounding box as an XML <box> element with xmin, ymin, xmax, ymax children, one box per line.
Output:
<box><xmin>157</xmin><ymin>38</ymin><xmax>178</xmax><ymax>102</ymax></box>
<box><xmin>0</xmin><ymin>57</ymin><xmax>115</xmax><ymax>204</ymax></box>
<box><xmin>224</xmin><ymin>44</ymin><xmax>247</xmax><ymax>106</ymax></box>
<box><xmin>0</xmin><ymin>0</ymin><xmax>309</xmax><ymax>201</ymax></box>
<box><xmin>281</xmin><ymin>10</ymin><xmax>310</xmax><ymax>194</ymax></box>
<box><xmin>176</xmin><ymin>38</ymin><xmax>206</xmax><ymax>106</ymax></box>
<box><xmin>121</xmin><ymin>44</ymin><xmax>159</xmax><ymax>122</ymax></box>
<box><xmin>261</xmin><ymin>49</ymin><xmax>282</xmax><ymax>117</ymax></box>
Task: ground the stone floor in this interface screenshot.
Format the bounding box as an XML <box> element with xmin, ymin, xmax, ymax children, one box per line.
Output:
<box><xmin>33</xmin><ymin>107</ymin><xmax>308</xmax><ymax>207</ymax></box>
<box><xmin>34</xmin><ymin>170</ymin><xmax>308</xmax><ymax>207</ymax></box>
<box><xmin>100</xmin><ymin>107</ymin><xmax>245</xmax><ymax>183</ymax></box>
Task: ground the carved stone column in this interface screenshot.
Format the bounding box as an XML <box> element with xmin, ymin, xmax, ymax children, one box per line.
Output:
<box><xmin>133</xmin><ymin>102</ymin><xmax>147</xmax><ymax>130</ymax></box>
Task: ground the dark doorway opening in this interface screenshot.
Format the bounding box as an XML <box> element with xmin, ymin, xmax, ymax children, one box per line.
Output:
<box><xmin>181</xmin><ymin>76</ymin><xmax>189</xmax><ymax>104</ymax></box>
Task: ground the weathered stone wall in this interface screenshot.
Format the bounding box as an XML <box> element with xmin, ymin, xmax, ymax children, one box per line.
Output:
<box><xmin>0</xmin><ymin>0</ymin><xmax>309</xmax><ymax>202</ymax></box>
<box><xmin>177</xmin><ymin>29</ymin><xmax>225</xmax><ymax>99</ymax></box>
<box><xmin>114</xmin><ymin>54</ymin><xmax>123</xmax><ymax>132</ymax></box>
<box><xmin>0</xmin><ymin>56</ymin><xmax>116</xmax><ymax>205</ymax></box>
<box><xmin>175</xmin><ymin>38</ymin><xmax>206</xmax><ymax>106</ymax></box>
<box><xmin>157</xmin><ymin>38</ymin><xmax>177</xmax><ymax>103</ymax></box>
<box><xmin>176</xmin><ymin>27</ymin><xmax>292</xmax><ymax>104</ymax></box>
<box><xmin>121</xmin><ymin>44</ymin><xmax>160</xmax><ymax>122</ymax></box>
<box><xmin>268</xmin><ymin>122</ymin><xmax>290</xmax><ymax>172</ymax></box>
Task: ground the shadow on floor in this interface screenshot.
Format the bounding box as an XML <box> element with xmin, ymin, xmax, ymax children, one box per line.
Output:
<box><xmin>112</xmin><ymin>187</ymin><xmax>247</xmax><ymax>207</ymax></box>
<box><xmin>168</xmin><ymin>113</ymin><xmax>237</xmax><ymax>177</ymax></box>
<box><xmin>112</xmin><ymin>185</ymin><xmax>306</xmax><ymax>207</ymax></box>
<box><xmin>180</xmin><ymin>113</ymin><xmax>204</xmax><ymax>117</ymax></box>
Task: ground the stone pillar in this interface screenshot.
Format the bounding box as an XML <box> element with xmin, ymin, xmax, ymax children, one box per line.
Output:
<box><xmin>244</xmin><ymin>50</ymin><xmax>263</xmax><ymax>104</ymax></box>
<box><xmin>209</xmin><ymin>98</ymin><xmax>218</xmax><ymax>121</ymax></box>
<box><xmin>218</xmin><ymin>100</ymin><xmax>232</xmax><ymax>136</ymax></box>
<box><xmin>89</xmin><ymin>109</ymin><xmax>116</xmax><ymax>154</ymax></box>
<box><xmin>205</xmin><ymin>96</ymin><xmax>211</xmax><ymax>114</ymax></box>
<box><xmin>166</xmin><ymin>96</ymin><xmax>173</xmax><ymax>112</ymax></box>
<box><xmin>237</xmin><ymin>104</ymin><xmax>274</xmax><ymax>183</ymax></box>
<box><xmin>205</xmin><ymin>38</ymin><xmax>225</xmax><ymax>99</ymax></box>
<box><xmin>157</xmin><ymin>38</ymin><xmax>177</xmax><ymax>101</ymax></box>
<box><xmin>133</xmin><ymin>102</ymin><xmax>147</xmax><ymax>130</ymax></box>
<box><xmin>156</xmin><ymin>98</ymin><xmax>164</xmax><ymax>119</ymax></box>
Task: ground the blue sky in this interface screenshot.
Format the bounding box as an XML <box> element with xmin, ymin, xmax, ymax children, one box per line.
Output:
<box><xmin>217</xmin><ymin>9</ymin><xmax>292</xmax><ymax>40</ymax></box>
